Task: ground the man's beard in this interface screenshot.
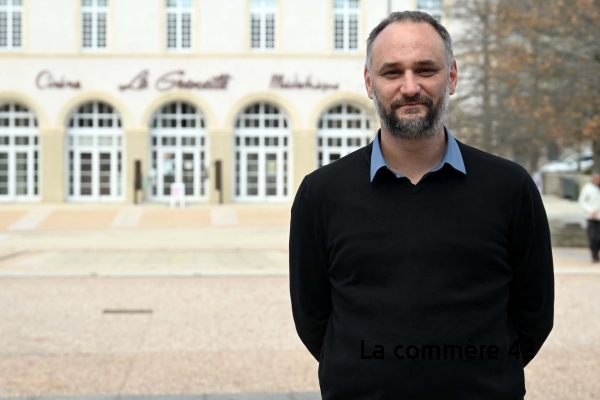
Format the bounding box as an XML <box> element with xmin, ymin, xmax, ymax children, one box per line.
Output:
<box><xmin>372</xmin><ymin>79</ymin><xmax>450</xmax><ymax>140</ymax></box>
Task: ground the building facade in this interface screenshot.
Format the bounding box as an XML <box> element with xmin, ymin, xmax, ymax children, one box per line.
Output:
<box><xmin>0</xmin><ymin>0</ymin><xmax>449</xmax><ymax>204</ymax></box>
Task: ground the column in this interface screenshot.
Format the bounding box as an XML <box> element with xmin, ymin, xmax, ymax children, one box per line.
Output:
<box><xmin>124</xmin><ymin>128</ymin><xmax>149</xmax><ymax>204</ymax></box>
<box><xmin>208</xmin><ymin>127</ymin><xmax>233</xmax><ymax>204</ymax></box>
<box><xmin>40</xmin><ymin>127</ymin><xmax>65</xmax><ymax>203</ymax></box>
<box><xmin>292</xmin><ymin>128</ymin><xmax>317</xmax><ymax>197</ymax></box>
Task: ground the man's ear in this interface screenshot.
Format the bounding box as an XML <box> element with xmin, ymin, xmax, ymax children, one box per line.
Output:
<box><xmin>449</xmin><ymin>59</ymin><xmax>458</xmax><ymax>95</ymax></box>
<box><xmin>364</xmin><ymin>67</ymin><xmax>373</xmax><ymax>99</ymax></box>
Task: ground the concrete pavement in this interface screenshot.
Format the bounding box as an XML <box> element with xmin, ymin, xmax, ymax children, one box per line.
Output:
<box><xmin>1</xmin><ymin>275</ymin><xmax>598</xmax><ymax>399</ymax></box>
<box><xmin>0</xmin><ymin>195</ymin><xmax>599</xmax><ymax>399</ymax></box>
<box><xmin>1</xmin><ymin>195</ymin><xmax>599</xmax><ymax>277</ymax></box>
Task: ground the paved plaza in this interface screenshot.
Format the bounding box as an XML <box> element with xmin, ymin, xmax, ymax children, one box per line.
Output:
<box><xmin>0</xmin><ymin>196</ymin><xmax>598</xmax><ymax>399</ymax></box>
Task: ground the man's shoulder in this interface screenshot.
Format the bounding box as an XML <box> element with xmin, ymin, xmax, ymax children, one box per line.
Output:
<box><xmin>303</xmin><ymin>142</ymin><xmax>371</xmax><ymax>192</ymax></box>
<box><xmin>457</xmin><ymin>140</ymin><xmax>529</xmax><ymax>183</ymax></box>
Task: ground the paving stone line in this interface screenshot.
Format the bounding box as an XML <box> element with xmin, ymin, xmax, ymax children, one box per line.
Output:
<box><xmin>0</xmin><ymin>393</ymin><xmax>321</xmax><ymax>400</ymax></box>
<box><xmin>210</xmin><ymin>208</ymin><xmax>238</xmax><ymax>226</ymax></box>
<box><xmin>0</xmin><ymin>269</ymin><xmax>599</xmax><ymax>278</ymax></box>
<box><xmin>8</xmin><ymin>207</ymin><xmax>54</xmax><ymax>231</ymax></box>
<box><xmin>111</xmin><ymin>207</ymin><xmax>145</xmax><ymax>229</ymax></box>
<box><xmin>0</xmin><ymin>270</ymin><xmax>290</xmax><ymax>278</ymax></box>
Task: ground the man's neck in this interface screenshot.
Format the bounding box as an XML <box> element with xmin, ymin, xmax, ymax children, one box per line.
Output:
<box><xmin>379</xmin><ymin>126</ymin><xmax>447</xmax><ymax>185</ymax></box>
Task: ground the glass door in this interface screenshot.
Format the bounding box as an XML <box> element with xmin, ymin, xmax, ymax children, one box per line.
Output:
<box><xmin>161</xmin><ymin>151</ymin><xmax>176</xmax><ymax>197</ymax></box>
<box><xmin>79</xmin><ymin>152</ymin><xmax>93</xmax><ymax>197</ymax></box>
<box><xmin>66</xmin><ymin>101</ymin><xmax>124</xmax><ymax>202</ymax></box>
<box><xmin>149</xmin><ymin>102</ymin><xmax>209</xmax><ymax>202</ymax></box>
<box><xmin>0</xmin><ymin>152</ymin><xmax>8</xmax><ymax>196</ymax></box>
<box><xmin>0</xmin><ymin>103</ymin><xmax>40</xmax><ymax>202</ymax></box>
<box><xmin>265</xmin><ymin>152</ymin><xmax>278</xmax><ymax>197</ymax></box>
<box><xmin>233</xmin><ymin>102</ymin><xmax>291</xmax><ymax>202</ymax></box>
<box><xmin>99</xmin><ymin>152</ymin><xmax>111</xmax><ymax>196</ymax></box>
<box><xmin>245</xmin><ymin>152</ymin><xmax>259</xmax><ymax>196</ymax></box>
<box><xmin>181</xmin><ymin>152</ymin><xmax>196</xmax><ymax>196</ymax></box>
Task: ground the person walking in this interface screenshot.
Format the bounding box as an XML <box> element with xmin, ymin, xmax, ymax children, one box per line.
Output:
<box><xmin>578</xmin><ymin>172</ymin><xmax>600</xmax><ymax>262</ymax></box>
<box><xmin>289</xmin><ymin>11</ymin><xmax>554</xmax><ymax>399</ymax></box>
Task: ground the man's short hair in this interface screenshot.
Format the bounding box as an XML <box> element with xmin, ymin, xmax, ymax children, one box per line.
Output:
<box><xmin>365</xmin><ymin>11</ymin><xmax>454</xmax><ymax>72</ymax></box>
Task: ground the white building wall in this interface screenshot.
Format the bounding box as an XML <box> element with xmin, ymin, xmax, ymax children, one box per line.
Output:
<box><xmin>391</xmin><ymin>0</ymin><xmax>417</xmax><ymax>12</ymax></box>
<box><xmin>1</xmin><ymin>0</ymin><xmax>466</xmax><ymax>203</ymax></box>
<box><xmin>113</xmin><ymin>0</ymin><xmax>161</xmax><ymax>54</ymax></box>
<box><xmin>199</xmin><ymin>0</ymin><xmax>246</xmax><ymax>53</ymax></box>
<box><xmin>281</xmin><ymin>0</ymin><xmax>329</xmax><ymax>54</ymax></box>
<box><xmin>365</xmin><ymin>0</ymin><xmax>390</xmax><ymax>40</ymax></box>
<box><xmin>28</xmin><ymin>0</ymin><xmax>77</xmax><ymax>53</ymax></box>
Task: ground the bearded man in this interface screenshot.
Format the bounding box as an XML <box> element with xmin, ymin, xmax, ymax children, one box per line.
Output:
<box><xmin>289</xmin><ymin>11</ymin><xmax>554</xmax><ymax>400</ymax></box>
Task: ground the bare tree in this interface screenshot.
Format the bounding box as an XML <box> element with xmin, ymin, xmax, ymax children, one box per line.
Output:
<box><xmin>449</xmin><ymin>0</ymin><xmax>600</xmax><ymax>172</ymax></box>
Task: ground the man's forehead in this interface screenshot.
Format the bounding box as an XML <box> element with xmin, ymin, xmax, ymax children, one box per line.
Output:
<box><xmin>371</xmin><ymin>21</ymin><xmax>445</xmax><ymax>64</ymax></box>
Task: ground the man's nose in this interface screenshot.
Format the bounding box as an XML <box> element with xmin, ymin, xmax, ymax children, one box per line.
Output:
<box><xmin>400</xmin><ymin>72</ymin><xmax>420</xmax><ymax>97</ymax></box>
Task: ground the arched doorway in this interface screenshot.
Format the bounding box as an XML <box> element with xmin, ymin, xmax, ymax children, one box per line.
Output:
<box><xmin>66</xmin><ymin>101</ymin><xmax>124</xmax><ymax>201</ymax></box>
<box><xmin>233</xmin><ymin>102</ymin><xmax>291</xmax><ymax>202</ymax></box>
<box><xmin>317</xmin><ymin>103</ymin><xmax>374</xmax><ymax>167</ymax></box>
<box><xmin>0</xmin><ymin>102</ymin><xmax>40</xmax><ymax>201</ymax></box>
<box><xmin>149</xmin><ymin>101</ymin><xmax>208</xmax><ymax>201</ymax></box>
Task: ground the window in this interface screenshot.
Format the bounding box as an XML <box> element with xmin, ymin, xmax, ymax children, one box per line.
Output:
<box><xmin>317</xmin><ymin>104</ymin><xmax>374</xmax><ymax>167</ymax></box>
<box><xmin>166</xmin><ymin>0</ymin><xmax>193</xmax><ymax>51</ymax></box>
<box><xmin>0</xmin><ymin>103</ymin><xmax>39</xmax><ymax>200</ymax></box>
<box><xmin>234</xmin><ymin>103</ymin><xmax>290</xmax><ymax>201</ymax></box>
<box><xmin>250</xmin><ymin>0</ymin><xmax>277</xmax><ymax>50</ymax></box>
<box><xmin>333</xmin><ymin>0</ymin><xmax>360</xmax><ymax>51</ymax></box>
<box><xmin>149</xmin><ymin>102</ymin><xmax>208</xmax><ymax>201</ymax></box>
<box><xmin>81</xmin><ymin>0</ymin><xmax>108</xmax><ymax>51</ymax></box>
<box><xmin>0</xmin><ymin>0</ymin><xmax>22</xmax><ymax>50</ymax></box>
<box><xmin>417</xmin><ymin>0</ymin><xmax>444</xmax><ymax>22</ymax></box>
<box><xmin>67</xmin><ymin>102</ymin><xmax>124</xmax><ymax>201</ymax></box>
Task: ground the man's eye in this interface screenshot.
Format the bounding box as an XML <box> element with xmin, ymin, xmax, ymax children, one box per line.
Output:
<box><xmin>419</xmin><ymin>69</ymin><xmax>435</xmax><ymax>74</ymax></box>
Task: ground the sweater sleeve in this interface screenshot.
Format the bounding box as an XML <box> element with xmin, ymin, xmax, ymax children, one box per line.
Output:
<box><xmin>289</xmin><ymin>178</ymin><xmax>333</xmax><ymax>361</ymax></box>
<box><xmin>507</xmin><ymin>173</ymin><xmax>555</xmax><ymax>367</ymax></box>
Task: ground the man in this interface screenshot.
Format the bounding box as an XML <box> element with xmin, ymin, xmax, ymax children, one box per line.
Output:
<box><xmin>289</xmin><ymin>11</ymin><xmax>554</xmax><ymax>399</ymax></box>
<box><xmin>578</xmin><ymin>172</ymin><xmax>600</xmax><ymax>262</ymax></box>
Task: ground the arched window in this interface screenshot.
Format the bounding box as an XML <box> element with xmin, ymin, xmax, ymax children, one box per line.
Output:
<box><xmin>0</xmin><ymin>103</ymin><xmax>39</xmax><ymax>201</ymax></box>
<box><xmin>317</xmin><ymin>103</ymin><xmax>374</xmax><ymax>167</ymax></box>
<box><xmin>234</xmin><ymin>102</ymin><xmax>290</xmax><ymax>201</ymax></box>
<box><xmin>66</xmin><ymin>101</ymin><xmax>124</xmax><ymax>201</ymax></box>
<box><xmin>149</xmin><ymin>101</ymin><xmax>208</xmax><ymax>201</ymax></box>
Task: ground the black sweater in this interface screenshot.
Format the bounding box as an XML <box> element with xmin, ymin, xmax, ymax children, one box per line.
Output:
<box><xmin>289</xmin><ymin>140</ymin><xmax>554</xmax><ymax>400</ymax></box>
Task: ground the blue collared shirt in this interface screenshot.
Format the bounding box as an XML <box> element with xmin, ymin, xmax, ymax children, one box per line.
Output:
<box><xmin>370</xmin><ymin>127</ymin><xmax>467</xmax><ymax>182</ymax></box>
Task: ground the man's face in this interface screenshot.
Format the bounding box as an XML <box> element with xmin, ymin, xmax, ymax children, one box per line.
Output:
<box><xmin>592</xmin><ymin>174</ymin><xmax>600</xmax><ymax>186</ymax></box>
<box><xmin>364</xmin><ymin>22</ymin><xmax>458</xmax><ymax>140</ymax></box>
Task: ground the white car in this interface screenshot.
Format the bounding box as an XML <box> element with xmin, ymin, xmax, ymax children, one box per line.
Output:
<box><xmin>539</xmin><ymin>153</ymin><xmax>594</xmax><ymax>173</ymax></box>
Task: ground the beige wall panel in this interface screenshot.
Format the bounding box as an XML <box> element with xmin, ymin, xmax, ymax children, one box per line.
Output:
<box><xmin>208</xmin><ymin>129</ymin><xmax>233</xmax><ymax>203</ymax></box>
<box><xmin>292</xmin><ymin>129</ymin><xmax>316</xmax><ymax>197</ymax></box>
<box><xmin>40</xmin><ymin>130</ymin><xmax>65</xmax><ymax>202</ymax></box>
<box><xmin>199</xmin><ymin>0</ymin><xmax>246</xmax><ymax>53</ymax></box>
<box><xmin>124</xmin><ymin>130</ymin><xmax>149</xmax><ymax>203</ymax></box>
<box><xmin>282</xmin><ymin>0</ymin><xmax>328</xmax><ymax>53</ymax></box>
<box><xmin>29</xmin><ymin>0</ymin><xmax>77</xmax><ymax>53</ymax></box>
<box><xmin>113</xmin><ymin>0</ymin><xmax>161</xmax><ymax>54</ymax></box>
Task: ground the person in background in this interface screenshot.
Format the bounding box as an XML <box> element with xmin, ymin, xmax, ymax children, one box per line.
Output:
<box><xmin>578</xmin><ymin>172</ymin><xmax>600</xmax><ymax>262</ymax></box>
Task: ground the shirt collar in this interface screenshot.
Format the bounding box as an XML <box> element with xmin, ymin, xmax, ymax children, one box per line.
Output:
<box><xmin>370</xmin><ymin>127</ymin><xmax>467</xmax><ymax>182</ymax></box>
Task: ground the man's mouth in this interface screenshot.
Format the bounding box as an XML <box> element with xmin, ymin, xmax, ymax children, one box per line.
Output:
<box><xmin>400</xmin><ymin>102</ymin><xmax>424</xmax><ymax>107</ymax></box>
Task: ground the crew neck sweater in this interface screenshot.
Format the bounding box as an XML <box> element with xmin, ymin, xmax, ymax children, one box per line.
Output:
<box><xmin>289</xmin><ymin>139</ymin><xmax>554</xmax><ymax>400</ymax></box>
